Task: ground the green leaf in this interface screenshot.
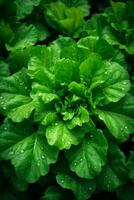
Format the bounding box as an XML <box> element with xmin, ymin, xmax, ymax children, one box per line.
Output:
<box><xmin>56</xmin><ymin>172</ymin><xmax>96</xmax><ymax>200</ymax></box>
<box><xmin>44</xmin><ymin>2</ymin><xmax>85</xmax><ymax>35</ymax></box>
<box><xmin>6</xmin><ymin>24</ymin><xmax>38</xmax><ymax>51</ymax></box>
<box><xmin>78</xmin><ymin>36</ymin><xmax>125</xmax><ymax>65</ymax></box>
<box><xmin>28</xmin><ymin>46</ymin><xmax>54</xmax><ymax>86</ymax></box>
<box><xmin>0</xmin><ymin>60</ymin><xmax>10</xmax><ymax>78</ymax></box>
<box><xmin>0</xmin><ymin>121</ymin><xmax>59</xmax><ymax>183</ymax></box>
<box><xmin>14</xmin><ymin>0</ymin><xmax>41</xmax><ymax>20</ymax></box>
<box><xmin>68</xmin><ymin>81</ymin><xmax>86</xmax><ymax>97</ymax></box>
<box><xmin>60</xmin><ymin>0</ymin><xmax>90</xmax><ymax>16</ymax></box>
<box><xmin>46</xmin><ymin>122</ymin><xmax>79</xmax><ymax>150</ymax></box>
<box><xmin>97</xmin><ymin>143</ymin><xmax>128</xmax><ymax>192</ymax></box>
<box><xmin>0</xmin><ymin>68</ymin><xmax>34</xmax><ymax>122</ymax></box>
<box><xmin>66</xmin><ymin>130</ymin><xmax>108</xmax><ymax>179</ymax></box>
<box><xmin>0</xmin><ymin>20</ymin><xmax>14</xmax><ymax>46</ymax></box>
<box><xmin>127</xmin><ymin>151</ymin><xmax>134</xmax><ymax>181</ymax></box>
<box><xmin>80</xmin><ymin>54</ymin><xmax>130</xmax><ymax>105</ymax></box>
<box><xmin>41</xmin><ymin>186</ymin><xmax>64</xmax><ymax>200</ymax></box>
<box><xmin>67</xmin><ymin>106</ymin><xmax>89</xmax><ymax>129</ymax></box>
<box><xmin>103</xmin><ymin>94</ymin><xmax>134</xmax><ymax>118</ymax></box>
<box><xmin>54</xmin><ymin>58</ymin><xmax>79</xmax><ymax>86</ymax></box>
<box><xmin>98</xmin><ymin>110</ymin><xmax>134</xmax><ymax>141</ymax></box>
<box><xmin>61</xmin><ymin>44</ymin><xmax>90</xmax><ymax>63</ymax></box>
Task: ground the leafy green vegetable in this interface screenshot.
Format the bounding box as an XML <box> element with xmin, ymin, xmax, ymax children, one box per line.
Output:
<box><xmin>0</xmin><ymin>1</ymin><xmax>134</xmax><ymax>199</ymax></box>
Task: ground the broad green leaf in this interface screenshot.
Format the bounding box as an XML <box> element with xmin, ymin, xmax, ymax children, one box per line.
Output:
<box><xmin>78</xmin><ymin>36</ymin><xmax>125</xmax><ymax>65</ymax></box>
<box><xmin>61</xmin><ymin>44</ymin><xmax>90</xmax><ymax>63</ymax></box>
<box><xmin>97</xmin><ymin>143</ymin><xmax>128</xmax><ymax>192</ymax></box>
<box><xmin>0</xmin><ymin>20</ymin><xmax>14</xmax><ymax>46</ymax></box>
<box><xmin>127</xmin><ymin>151</ymin><xmax>134</xmax><ymax>181</ymax></box>
<box><xmin>116</xmin><ymin>184</ymin><xmax>134</xmax><ymax>200</ymax></box>
<box><xmin>50</xmin><ymin>36</ymin><xmax>75</xmax><ymax>62</ymax></box>
<box><xmin>44</xmin><ymin>2</ymin><xmax>85</xmax><ymax>35</ymax></box>
<box><xmin>28</xmin><ymin>46</ymin><xmax>54</xmax><ymax>86</ymax></box>
<box><xmin>98</xmin><ymin>110</ymin><xmax>134</xmax><ymax>141</ymax></box>
<box><xmin>0</xmin><ymin>121</ymin><xmax>59</xmax><ymax>183</ymax></box>
<box><xmin>79</xmin><ymin>52</ymin><xmax>103</xmax><ymax>85</ymax></box>
<box><xmin>0</xmin><ymin>68</ymin><xmax>34</xmax><ymax>122</ymax></box>
<box><xmin>61</xmin><ymin>0</ymin><xmax>90</xmax><ymax>16</ymax></box>
<box><xmin>14</xmin><ymin>0</ymin><xmax>41</xmax><ymax>20</ymax></box>
<box><xmin>103</xmin><ymin>94</ymin><xmax>134</xmax><ymax>118</ymax></box>
<box><xmin>6</xmin><ymin>24</ymin><xmax>38</xmax><ymax>51</ymax></box>
<box><xmin>41</xmin><ymin>186</ymin><xmax>64</xmax><ymax>200</ymax></box>
<box><xmin>0</xmin><ymin>60</ymin><xmax>10</xmax><ymax>78</ymax></box>
<box><xmin>33</xmin><ymin>97</ymin><xmax>57</xmax><ymax>125</ymax></box>
<box><xmin>80</xmin><ymin>55</ymin><xmax>130</xmax><ymax>105</ymax></box>
<box><xmin>46</xmin><ymin>122</ymin><xmax>79</xmax><ymax>150</ymax></box>
<box><xmin>7</xmin><ymin>47</ymin><xmax>33</xmax><ymax>73</ymax></box>
<box><xmin>56</xmin><ymin>172</ymin><xmax>96</xmax><ymax>200</ymax></box>
<box><xmin>66</xmin><ymin>130</ymin><xmax>108</xmax><ymax>179</ymax></box>
<box><xmin>54</xmin><ymin>58</ymin><xmax>79</xmax><ymax>86</ymax></box>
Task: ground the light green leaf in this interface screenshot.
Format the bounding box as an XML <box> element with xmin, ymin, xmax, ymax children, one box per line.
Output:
<box><xmin>68</xmin><ymin>81</ymin><xmax>86</xmax><ymax>97</ymax></box>
<box><xmin>97</xmin><ymin>143</ymin><xmax>128</xmax><ymax>192</ymax></box>
<box><xmin>44</xmin><ymin>2</ymin><xmax>85</xmax><ymax>35</ymax></box>
<box><xmin>0</xmin><ymin>68</ymin><xmax>34</xmax><ymax>122</ymax></box>
<box><xmin>0</xmin><ymin>60</ymin><xmax>10</xmax><ymax>78</ymax></box>
<box><xmin>14</xmin><ymin>0</ymin><xmax>41</xmax><ymax>20</ymax></box>
<box><xmin>61</xmin><ymin>0</ymin><xmax>90</xmax><ymax>16</ymax></box>
<box><xmin>46</xmin><ymin>122</ymin><xmax>79</xmax><ymax>150</ymax></box>
<box><xmin>80</xmin><ymin>54</ymin><xmax>130</xmax><ymax>105</ymax></box>
<box><xmin>78</xmin><ymin>36</ymin><xmax>125</xmax><ymax>65</ymax></box>
<box><xmin>6</xmin><ymin>24</ymin><xmax>38</xmax><ymax>51</ymax></box>
<box><xmin>0</xmin><ymin>121</ymin><xmax>59</xmax><ymax>183</ymax></box>
<box><xmin>98</xmin><ymin>110</ymin><xmax>134</xmax><ymax>141</ymax></box>
<box><xmin>66</xmin><ymin>130</ymin><xmax>108</xmax><ymax>179</ymax></box>
<box><xmin>56</xmin><ymin>172</ymin><xmax>96</xmax><ymax>200</ymax></box>
<box><xmin>67</xmin><ymin>106</ymin><xmax>89</xmax><ymax>129</ymax></box>
<box><xmin>28</xmin><ymin>46</ymin><xmax>54</xmax><ymax>86</ymax></box>
<box><xmin>54</xmin><ymin>58</ymin><xmax>79</xmax><ymax>86</ymax></box>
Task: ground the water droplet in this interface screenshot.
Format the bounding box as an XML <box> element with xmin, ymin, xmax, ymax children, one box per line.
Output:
<box><xmin>1</xmin><ymin>101</ymin><xmax>4</xmax><ymax>105</ymax></box>
<box><xmin>61</xmin><ymin>82</ymin><xmax>65</xmax><ymax>86</ymax></box>
<box><xmin>24</xmin><ymin>86</ymin><xmax>27</xmax><ymax>90</ymax></box>
<box><xmin>74</xmin><ymin>162</ymin><xmax>77</xmax><ymax>166</ymax></box>
<box><xmin>9</xmin><ymin>151</ymin><xmax>14</xmax><ymax>155</ymax></box>
<box><xmin>37</xmin><ymin>161</ymin><xmax>40</xmax><ymax>166</ymax></box>
<box><xmin>90</xmin><ymin>135</ymin><xmax>93</xmax><ymax>138</ymax></box>
<box><xmin>124</xmin><ymin>126</ymin><xmax>128</xmax><ymax>129</ymax></box>
<box><xmin>4</xmin><ymin>127</ymin><xmax>7</xmax><ymax>130</ymax></box>
<box><xmin>0</xmin><ymin>96</ymin><xmax>3</xmax><ymax>99</ymax></box>
<box><xmin>80</xmin><ymin>158</ymin><xmax>83</xmax><ymax>162</ymax></box>
<box><xmin>38</xmin><ymin>93</ymin><xmax>42</xmax><ymax>97</ymax></box>
<box><xmin>89</xmin><ymin>187</ymin><xmax>92</xmax><ymax>191</ymax></box>
<box><xmin>104</xmin><ymin>71</ymin><xmax>108</xmax><ymax>74</ymax></box>
<box><xmin>20</xmin><ymin>150</ymin><xmax>24</xmax><ymax>153</ymax></box>
<box><xmin>61</xmin><ymin>180</ymin><xmax>64</xmax><ymax>184</ymax></box>
<box><xmin>55</xmin><ymin>123</ymin><xmax>58</xmax><ymax>126</ymax></box>
<box><xmin>123</xmin><ymin>81</ymin><xmax>127</xmax><ymax>85</ymax></box>
<box><xmin>42</xmin><ymin>155</ymin><xmax>45</xmax><ymax>159</ymax></box>
<box><xmin>122</xmin><ymin>87</ymin><xmax>125</xmax><ymax>91</ymax></box>
<box><xmin>3</xmin><ymin>107</ymin><xmax>7</xmax><ymax>110</ymax></box>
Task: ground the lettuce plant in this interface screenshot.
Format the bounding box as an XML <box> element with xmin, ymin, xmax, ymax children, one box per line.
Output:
<box><xmin>0</xmin><ymin>1</ymin><xmax>134</xmax><ymax>200</ymax></box>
